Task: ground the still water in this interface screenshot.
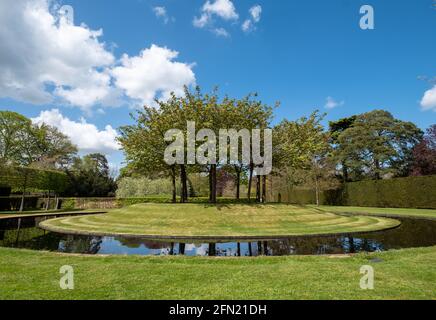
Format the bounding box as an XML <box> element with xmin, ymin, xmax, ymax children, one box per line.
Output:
<box><xmin>1</xmin><ymin>215</ymin><xmax>436</xmax><ymax>256</ymax></box>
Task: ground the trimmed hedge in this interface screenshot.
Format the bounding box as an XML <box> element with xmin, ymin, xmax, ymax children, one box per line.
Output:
<box><xmin>57</xmin><ymin>197</ymin><xmax>252</xmax><ymax>210</ymax></box>
<box><xmin>276</xmin><ymin>175</ymin><xmax>436</xmax><ymax>209</ymax></box>
<box><xmin>342</xmin><ymin>175</ymin><xmax>436</xmax><ymax>209</ymax></box>
<box><xmin>0</xmin><ymin>197</ymin><xmax>39</xmax><ymax>211</ymax></box>
<box><xmin>2</xmin><ymin>176</ymin><xmax>434</xmax><ymax>211</ymax></box>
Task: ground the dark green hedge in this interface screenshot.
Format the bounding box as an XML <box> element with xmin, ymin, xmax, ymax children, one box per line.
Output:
<box><xmin>342</xmin><ymin>175</ymin><xmax>436</xmax><ymax>209</ymax></box>
<box><xmin>117</xmin><ymin>197</ymin><xmax>250</xmax><ymax>207</ymax></box>
<box><xmin>3</xmin><ymin>176</ymin><xmax>434</xmax><ymax>211</ymax></box>
<box><xmin>0</xmin><ymin>197</ymin><xmax>39</xmax><ymax>211</ymax></box>
<box><xmin>281</xmin><ymin>175</ymin><xmax>436</xmax><ymax>209</ymax></box>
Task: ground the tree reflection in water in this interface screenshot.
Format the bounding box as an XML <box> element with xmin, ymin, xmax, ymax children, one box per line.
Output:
<box><xmin>59</xmin><ymin>235</ymin><xmax>102</xmax><ymax>254</ymax></box>
<box><xmin>1</xmin><ymin>216</ymin><xmax>436</xmax><ymax>257</ymax></box>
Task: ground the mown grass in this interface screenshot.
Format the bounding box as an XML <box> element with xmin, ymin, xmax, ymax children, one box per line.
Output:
<box><xmin>39</xmin><ymin>204</ymin><xmax>400</xmax><ymax>238</ymax></box>
<box><xmin>0</xmin><ymin>246</ymin><xmax>435</xmax><ymax>300</ymax></box>
<box><xmin>0</xmin><ymin>209</ymin><xmax>97</xmax><ymax>220</ymax></box>
<box><xmin>314</xmin><ymin>206</ymin><xmax>436</xmax><ymax>219</ymax></box>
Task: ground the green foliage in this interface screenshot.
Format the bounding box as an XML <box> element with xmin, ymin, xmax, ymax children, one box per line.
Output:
<box><xmin>275</xmin><ymin>175</ymin><xmax>436</xmax><ymax>209</ymax></box>
<box><xmin>0</xmin><ymin>196</ymin><xmax>39</xmax><ymax>211</ymax></box>
<box><xmin>116</xmin><ymin>196</ymin><xmax>173</xmax><ymax>207</ymax></box>
<box><xmin>116</xmin><ymin>177</ymin><xmax>175</xmax><ymax>198</ymax></box>
<box><xmin>334</xmin><ymin>110</ymin><xmax>423</xmax><ymax>180</ymax></box>
<box><xmin>118</xmin><ymin>86</ymin><xmax>276</xmax><ymax>203</ymax></box>
<box><xmin>65</xmin><ymin>153</ymin><xmax>116</xmax><ymax>197</ymax></box>
<box><xmin>0</xmin><ymin>165</ymin><xmax>68</xmax><ymax>192</ymax></box>
<box><xmin>0</xmin><ymin>111</ymin><xmax>77</xmax><ymax>168</ymax></box>
<box><xmin>0</xmin><ymin>111</ymin><xmax>36</xmax><ymax>166</ymax></box>
<box><xmin>328</xmin><ymin>116</ymin><xmax>357</xmax><ymax>143</ymax></box>
<box><xmin>343</xmin><ymin>175</ymin><xmax>436</xmax><ymax>209</ymax></box>
<box><xmin>59</xmin><ymin>198</ymin><xmax>76</xmax><ymax>210</ymax></box>
<box><xmin>273</xmin><ymin>111</ymin><xmax>327</xmax><ymax>171</ymax></box>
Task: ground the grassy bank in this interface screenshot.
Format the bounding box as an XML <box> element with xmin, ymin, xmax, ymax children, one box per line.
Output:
<box><xmin>0</xmin><ymin>246</ymin><xmax>435</xmax><ymax>299</ymax></box>
<box><xmin>39</xmin><ymin>204</ymin><xmax>400</xmax><ymax>238</ymax></box>
<box><xmin>0</xmin><ymin>209</ymin><xmax>98</xmax><ymax>220</ymax></box>
<box><xmin>315</xmin><ymin>206</ymin><xmax>436</xmax><ymax>219</ymax></box>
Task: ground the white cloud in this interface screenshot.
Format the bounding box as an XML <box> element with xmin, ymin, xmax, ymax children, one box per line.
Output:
<box><xmin>193</xmin><ymin>0</ymin><xmax>238</xmax><ymax>29</ymax></box>
<box><xmin>213</xmin><ymin>27</ymin><xmax>230</xmax><ymax>38</ymax></box>
<box><xmin>153</xmin><ymin>6</ymin><xmax>170</xmax><ymax>24</ymax></box>
<box><xmin>242</xmin><ymin>19</ymin><xmax>253</xmax><ymax>32</ymax></box>
<box><xmin>420</xmin><ymin>85</ymin><xmax>436</xmax><ymax>112</ymax></box>
<box><xmin>0</xmin><ymin>0</ymin><xmax>118</xmax><ymax>111</ymax></box>
<box><xmin>242</xmin><ymin>5</ymin><xmax>262</xmax><ymax>33</ymax></box>
<box><xmin>32</xmin><ymin>109</ymin><xmax>120</xmax><ymax>154</ymax></box>
<box><xmin>0</xmin><ymin>0</ymin><xmax>196</xmax><ymax>113</ymax></box>
<box><xmin>324</xmin><ymin>96</ymin><xmax>345</xmax><ymax>109</ymax></box>
<box><xmin>112</xmin><ymin>45</ymin><xmax>196</xmax><ymax>106</ymax></box>
<box><xmin>193</xmin><ymin>14</ymin><xmax>210</xmax><ymax>28</ymax></box>
<box><xmin>249</xmin><ymin>5</ymin><xmax>262</xmax><ymax>23</ymax></box>
<box><xmin>203</xmin><ymin>0</ymin><xmax>238</xmax><ymax>20</ymax></box>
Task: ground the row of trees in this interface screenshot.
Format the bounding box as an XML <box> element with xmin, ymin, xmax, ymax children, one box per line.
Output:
<box><xmin>118</xmin><ymin>87</ymin><xmax>275</xmax><ymax>203</ymax></box>
<box><xmin>0</xmin><ymin>111</ymin><xmax>116</xmax><ymax>205</ymax></box>
<box><xmin>1</xmin><ymin>90</ymin><xmax>434</xmax><ymax>206</ymax></box>
<box><xmin>119</xmin><ymin>86</ymin><xmax>434</xmax><ymax>205</ymax></box>
<box><xmin>0</xmin><ymin>165</ymin><xmax>68</xmax><ymax>211</ymax></box>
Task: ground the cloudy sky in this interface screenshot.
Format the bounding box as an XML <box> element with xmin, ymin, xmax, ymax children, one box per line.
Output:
<box><xmin>0</xmin><ymin>0</ymin><xmax>435</xmax><ymax>171</ymax></box>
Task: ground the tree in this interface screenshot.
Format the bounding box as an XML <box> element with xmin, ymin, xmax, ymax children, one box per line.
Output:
<box><xmin>118</xmin><ymin>99</ymin><xmax>181</xmax><ymax>203</ymax></box>
<box><xmin>334</xmin><ymin>110</ymin><xmax>422</xmax><ymax>180</ymax></box>
<box><xmin>0</xmin><ymin>111</ymin><xmax>39</xmax><ymax>166</ymax></box>
<box><xmin>32</xmin><ymin>124</ymin><xmax>77</xmax><ymax>169</ymax></box>
<box><xmin>0</xmin><ymin>111</ymin><xmax>77</xmax><ymax>168</ymax></box>
<box><xmin>410</xmin><ymin>125</ymin><xmax>436</xmax><ymax>176</ymax></box>
<box><xmin>65</xmin><ymin>153</ymin><xmax>116</xmax><ymax>197</ymax></box>
<box><xmin>273</xmin><ymin>111</ymin><xmax>328</xmax><ymax>203</ymax></box>
<box><xmin>0</xmin><ymin>165</ymin><xmax>68</xmax><ymax>211</ymax></box>
<box><xmin>236</xmin><ymin>94</ymin><xmax>274</xmax><ymax>202</ymax></box>
<box><xmin>329</xmin><ymin>116</ymin><xmax>356</xmax><ymax>182</ymax></box>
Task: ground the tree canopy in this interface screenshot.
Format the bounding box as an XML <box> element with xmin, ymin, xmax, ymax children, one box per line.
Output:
<box><xmin>0</xmin><ymin>111</ymin><xmax>77</xmax><ymax>168</ymax></box>
<box><xmin>333</xmin><ymin>110</ymin><xmax>423</xmax><ymax>180</ymax></box>
<box><xmin>118</xmin><ymin>86</ymin><xmax>275</xmax><ymax>203</ymax></box>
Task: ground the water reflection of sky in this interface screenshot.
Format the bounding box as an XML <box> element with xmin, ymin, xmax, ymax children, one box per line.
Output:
<box><xmin>1</xmin><ymin>216</ymin><xmax>436</xmax><ymax>257</ymax></box>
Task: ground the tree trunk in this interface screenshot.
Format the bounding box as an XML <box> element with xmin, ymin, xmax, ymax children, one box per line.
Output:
<box><xmin>171</xmin><ymin>166</ymin><xmax>177</xmax><ymax>203</ymax></box>
<box><xmin>19</xmin><ymin>174</ymin><xmax>28</xmax><ymax>212</ymax></box>
<box><xmin>46</xmin><ymin>190</ymin><xmax>50</xmax><ymax>211</ymax></box>
<box><xmin>179</xmin><ymin>243</ymin><xmax>186</xmax><ymax>255</ymax></box>
<box><xmin>256</xmin><ymin>175</ymin><xmax>261</xmax><ymax>203</ymax></box>
<box><xmin>180</xmin><ymin>165</ymin><xmax>188</xmax><ymax>203</ymax></box>
<box><xmin>247</xmin><ymin>163</ymin><xmax>254</xmax><ymax>202</ymax></box>
<box><xmin>374</xmin><ymin>158</ymin><xmax>381</xmax><ymax>180</ymax></box>
<box><xmin>209</xmin><ymin>167</ymin><xmax>212</xmax><ymax>202</ymax></box>
<box><xmin>315</xmin><ymin>175</ymin><xmax>320</xmax><ymax>206</ymax></box>
<box><xmin>342</xmin><ymin>161</ymin><xmax>349</xmax><ymax>182</ymax></box>
<box><xmin>262</xmin><ymin>175</ymin><xmax>267</xmax><ymax>203</ymax></box>
<box><xmin>235</xmin><ymin>167</ymin><xmax>241</xmax><ymax>200</ymax></box>
<box><xmin>209</xmin><ymin>164</ymin><xmax>217</xmax><ymax>203</ymax></box>
<box><xmin>19</xmin><ymin>192</ymin><xmax>25</xmax><ymax>212</ymax></box>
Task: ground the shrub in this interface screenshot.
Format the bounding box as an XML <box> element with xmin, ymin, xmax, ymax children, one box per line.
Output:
<box><xmin>116</xmin><ymin>177</ymin><xmax>174</xmax><ymax>198</ymax></box>
<box><xmin>343</xmin><ymin>175</ymin><xmax>436</xmax><ymax>209</ymax></box>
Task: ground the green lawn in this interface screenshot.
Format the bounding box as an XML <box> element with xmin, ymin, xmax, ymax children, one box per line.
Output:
<box><xmin>314</xmin><ymin>206</ymin><xmax>436</xmax><ymax>219</ymax></box>
<box><xmin>0</xmin><ymin>246</ymin><xmax>435</xmax><ymax>299</ymax></box>
<box><xmin>39</xmin><ymin>204</ymin><xmax>400</xmax><ymax>238</ymax></box>
<box><xmin>0</xmin><ymin>209</ymin><xmax>98</xmax><ymax>220</ymax></box>
<box><xmin>2</xmin><ymin>204</ymin><xmax>435</xmax><ymax>300</ymax></box>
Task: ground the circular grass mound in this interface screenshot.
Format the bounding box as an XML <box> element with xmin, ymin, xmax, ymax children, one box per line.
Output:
<box><xmin>39</xmin><ymin>203</ymin><xmax>401</xmax><ymax>239</ymax></box>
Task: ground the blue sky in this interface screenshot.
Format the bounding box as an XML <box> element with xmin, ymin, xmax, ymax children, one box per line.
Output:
<box><xmin>0</xmin><ymin>0</ymin><xmax>435</xmax><ymax>170</ymax></box>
